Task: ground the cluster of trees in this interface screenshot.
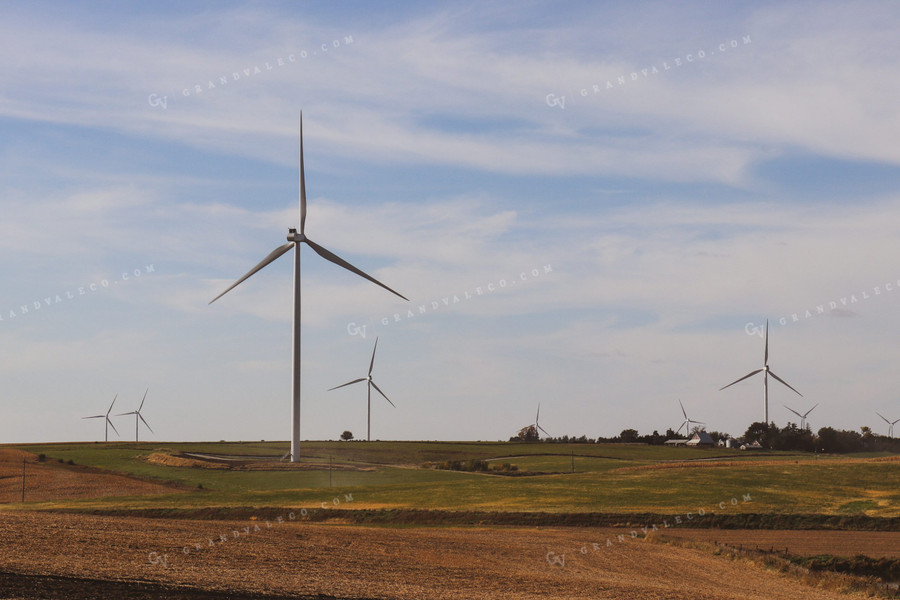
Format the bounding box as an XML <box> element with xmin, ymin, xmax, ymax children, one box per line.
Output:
<box><xmin>748</xmin><ymin>422</ymin><xmax>900</xmax><ymax>453</ymax></box>
<box><xmin>510</xmin><ymin>422</ymin><xmax>900</xmax><ymax>453</ymax></box>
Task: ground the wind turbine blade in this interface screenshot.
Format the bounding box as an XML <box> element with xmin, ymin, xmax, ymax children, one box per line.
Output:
<box><xmin>768</xmin><ymin>370</ymin><xmax>802</xmax><ymax>396</ymax></box>
<box><xmin>328</xmin><ymin>378</ymin><xmax>367</xmax><ymax>391</ymax></box>
<box><xmin>370</xmin><ymin>380</ymin><xmax>395</xmax><ymax>407</ymax></box>
<box><xmin>877</xmin><ymin>412</ymin><xmax>890</xmax><ymax>424</ymax></box>
<box><xmin>783</xmin><ymin>405</ymin><xmax>803</xmax><ymax>419</ymax></box>
<box><xmin>107</xmin><ymin>418</ymin><xmax>119</xmax><ymax>436</ymax></box>
<box><xmin>209</xmin><ymin>242</ymin><xmax>295</xmax><ymax>304</ymax></box>
<box><xmin>679</xmin><ymin>399</ymin><xmax>687</xmax><ymax>419</ymax></box>
<box><xmin>536</xmin><ymin>404</ymin><xmax>540</xmax><ymax>423</ymax></box>
<box><xmin>764</xmin><ymin>319</ymin><xmax>769</xmax><ymax>365</ymax></box>
<box><xmin>537</xmin><ymin>425</ymin><xmax>550</xmax><ymax>436</ymax></box>
<box><xmin>369</xmin><ymin>337</ymin><xmax>378</xmax><ymax>376</ymax></box>
<box><xmin>719</xmin><ymin>369</ymin><xmax>763</xmax><ymax>390</ymax></box>
<box><xmin>299</xmin><ymin>110</ymin><xmax>307</xmax><ymax>235</ymax></box>
<box><xmin>304</xmin><ymin>238</ymin><xmax>408</xmax><ymax>301</ymax></box>
<box><xmin>116</xmin><ymin>411</ymin><xmax>137</xmax><ymax>417</ymax></box>
<box><xmin>804</xmin><ymin>403</ymin><xmax>819</xmax><ymax>418</ymax></box>
<box><xmin>107</xmin><ymin>394</ymin><xmax>118</xmax><ymax>415</ymax></box>
<box><xmin>139</xmin><ymin>414</ymin><xmax>154</xmax><ymax>434</ymax></box>
<box><xmin>82</xmin><ymin>415</ymin><xmax>103</xmax><ymax>420</ymax></box>
<box><xmin>690</xmin><ymin>420</ymin><xmax>706</xmax><ymax>426</ymax></box>
<box><xmin>139</xmin><ymin>388</ymin><xmax>148</xmax><ymax>412</ymax></box>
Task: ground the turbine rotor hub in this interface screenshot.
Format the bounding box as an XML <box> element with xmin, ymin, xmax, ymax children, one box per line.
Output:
<box><xmin>287</xmin><ymin>229</ymin><xmax>306</xmax><ymax>243</ymax></box>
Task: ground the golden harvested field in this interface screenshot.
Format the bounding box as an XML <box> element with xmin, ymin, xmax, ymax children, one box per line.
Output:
<box><xmin>662</xmin><ymin>528</ymin><xmax>900</xmax><ymax>558</ymax></box>
<box><xmin>610</xmin><ymin>454</ymin><xmax>900</xmax><ymax>474</ymax></box>
<box><xmin>0</xmin><ymin>511</ymin><xmax>872</xmax><ymax>600</ymax></box>
<box><xmin>0</xmin><ymin>449</ymin><xmax>179</xmax><ymax>503</ymax></box>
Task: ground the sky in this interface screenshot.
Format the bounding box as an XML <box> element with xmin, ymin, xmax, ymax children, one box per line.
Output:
<box><xmin>2</xmin><ymin>1</ymin><xmax>900</xmax><ymax>445</ymax></box>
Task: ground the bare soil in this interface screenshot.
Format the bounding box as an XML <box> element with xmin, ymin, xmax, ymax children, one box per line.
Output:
<box><xmin>0</xmin><ymin>449</ymin><xmax>180</xmax><ymax>504</ymax></box>
<box><xmin>0</xmin><ymin>510</ymin><xmax>872</xmax><ymax>600</ymax></box>
<box><xmin>662</xmin><ymin>528</ymin><xmax>900</xmax><ymax>558</ymax></box>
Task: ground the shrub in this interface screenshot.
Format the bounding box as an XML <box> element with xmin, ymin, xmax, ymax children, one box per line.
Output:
<box><xmin>491</xmin><ymin>462</ymin><xmax>518</xmax><ymax>472</ymax></box>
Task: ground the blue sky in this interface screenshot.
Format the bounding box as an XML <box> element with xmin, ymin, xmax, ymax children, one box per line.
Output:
<box><xmin>2</xmin><ymin>1</ymin><xmax>900</xmax><ymax>444</ymax></box>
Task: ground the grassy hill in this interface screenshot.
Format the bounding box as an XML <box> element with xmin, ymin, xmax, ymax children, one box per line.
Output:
<box><xmin>5</xmin><ymin>441</ymin><xmax>898</xmax><ymax>519</ymax></box>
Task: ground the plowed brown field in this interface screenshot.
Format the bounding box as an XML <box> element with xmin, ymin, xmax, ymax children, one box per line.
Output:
<box><xmin>0</xmin><ymin>511</ymin><xmax>871</xmax><ymax>600</ymax></box>
<box><xmin>0</xmin><ymin>449</ymin><xmax>180</xmax><ymax>503</ymax></box>
<box><xmin>663</xmin><ymin>528</ymin><xmax>900</xmax><ymax>558</ymax></box>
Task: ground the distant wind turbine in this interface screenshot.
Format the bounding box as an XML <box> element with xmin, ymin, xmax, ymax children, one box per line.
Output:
<box><xmin>328</xmin><ymin>337</ymin><xmax>395</xmax><ymax>442</ymax></box>
<box><xmin>783</xmin><ymin>403</ymin><xmax>818</xmax><ymax>430</ymax></box>
<box><xmin>676</xmin><ymin>399</ymin><xmax>705</xmax><ymax>436</ymax></box>
<box><xmin>533</xmin><ymin>404</ymin><xmax>550</xmax><ymax>439</ymax></box>
<box><xmin>117</xmin><ymin>388</ymin><xmax>154</xmax><ymax>442</ymax></box>
<box><xmin>210</xmin><ymin>112</ymin><xmax>407</xmax><ymax>463</ymax></box>
<box><xmin>720</xmin><ymin>319</ymin><xmax>801</xmax><ymax>423</ymax></box>
<box><xmin>82</xmin><ymin>395</ymin><xmax>119</xmax><ymax>442</ymax></box>
<box><xmin>877</xmin><ymin>412</ymin><xmax>899</xmax><ymax>438</ymax></box>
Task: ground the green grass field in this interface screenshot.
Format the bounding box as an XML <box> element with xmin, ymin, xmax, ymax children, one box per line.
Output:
<box><xmin>6</xmin><ymin>441</ymin><xmax>899</xmax><ymax>518</ymax></box>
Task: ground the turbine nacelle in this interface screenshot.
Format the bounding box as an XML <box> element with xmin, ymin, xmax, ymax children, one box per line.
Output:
<box><xmin>287</xmin><ymin>229</ymin><xmax>307</xmax><ymax>243</ymax></box>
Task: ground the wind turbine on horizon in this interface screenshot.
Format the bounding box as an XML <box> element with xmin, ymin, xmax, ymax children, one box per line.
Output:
<box><xmin>82</xmin><ymin>395</ymin><xmax>119</xmax><ymax>442</ymax></box>
<box><xmin>720</xmin><ymin>319</ymin><xmax>802</xmax><ymax>423</ymax></box>
<box><xmin>533</xmin><ymin>404</ymin><xmax>550</xmax><ymax>439</ymax></box>
<box><xmin>783</xmin><ymin>403</ymin><xmax>818</xmax><ymax>430</ymax></box>
<box><xmin>675</xmin><ymin>399</ymin><xmax>705</xmax><ymax>437</ymax></box>
<box><xmin>117</xmin><ymin>388</ymin><xmax>154</xmax><ymax>442</ymax></box>
<box><xmin>328</xmin><ymin>337</ymin><xmax>395</xmax><ymax>442</ymax></box>
<box><xmin>210</xmin><ymin>112</ymin><xmax>407</xmax><ymax>463</ymax></box>
<box><xmin>877</xmin><ymin>412</ymin><xmax>899</xmax><ymax>438</ymax></box>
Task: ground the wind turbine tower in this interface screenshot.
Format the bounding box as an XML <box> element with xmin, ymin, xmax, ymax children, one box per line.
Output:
<box><xmin>720</xmin><ymin>320</ymin><xmax>802</xmax><ymax>423</ymax></box>
<box><xmin>676</xmin><ymin>399</ymin><xmax>705</xmax><ymax>436</ymax></box>
<box><xmin>783</xmin><ymin>403</ymin><xmax>818</xmax><ymax>430</ymax></box>
<box><xmin>210</xmin><ymin>112</ymin><xmax>407</xmax><ymax>462</ymax></box>
<box><xmin>117</xmin><ymin>389</ymin><xmax>154</xmax><ymax>442</ymax></box>
<box><xmin>877</xmin><ymin>412</ymin><xmax>899</xmax><ymax>438</ymax></box>
<box><xmin>328</xmin><ymin>337</ymin><xmax>396</xmax><ymax>442</ymax></box>
<box><xmin>82</xmin><ymin>395</ymin><xmax>119</xmax><ymax>442</ymax></box>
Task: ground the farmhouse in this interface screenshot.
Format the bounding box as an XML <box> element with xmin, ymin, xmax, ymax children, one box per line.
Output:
<box><xmin>685</xmin><ymin>431</ymin><xmax>715</xmax><ymax>447</ymax></box>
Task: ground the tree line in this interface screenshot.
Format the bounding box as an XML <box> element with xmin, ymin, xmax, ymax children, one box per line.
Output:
<box><xmin>511</xmin><ymin>423</ymin><xmax>900</xmax><ymax>453</ymax></box>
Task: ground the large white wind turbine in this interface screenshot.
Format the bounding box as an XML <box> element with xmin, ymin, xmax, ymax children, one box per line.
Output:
<box><xmin>117</xmin><ymin>388</ymin><xmax>154</xmax><ymax>442</ymax></box>
<box><xmin>328</xmin><ymin>337</ymin><xmax>395</xmax><ymax>442</ymax></box>
<box><xmin>877</xmin><ymin>412</ymin><xmax>899</xmax><ymax>438</ymax></box>
<box><xmin>82</xmin><ymin>395</ymin><xmax>119</xmax><ymax>442</ymax></box>
<box><xmin>676</xmin><ymin>399</ymin><xmax>705</xmax><ymax>436</ymax></box>
<box><xmin>720</xmin><ymin>320</ymin><xmax>802</xmax><ymax>423</ymax></box>
<box><xmin>783</xmin><ymin>403</ymin><xmax>818</xmax><ymax>430</ymax></box>
<box><xmin>210</xmin><ymin>112</ymin><xmax>407</xmax><ymax>463</ymax></box>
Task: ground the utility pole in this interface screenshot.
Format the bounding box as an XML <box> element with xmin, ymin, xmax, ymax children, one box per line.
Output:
<box><xmin>21</xmin><ymin>458</ymin><xmax>26</xmax><ymax>502</ymax></box>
